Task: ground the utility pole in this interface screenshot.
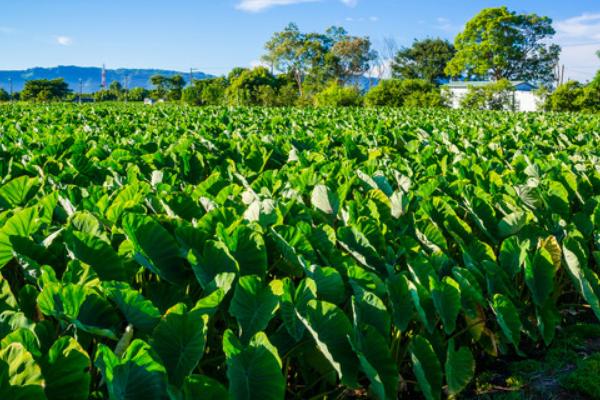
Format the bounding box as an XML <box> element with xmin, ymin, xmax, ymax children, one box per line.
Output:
<box><xmin>79</xmin><ymin>79</ymin><xmax>83</xmax><ymax>104</ymax></box>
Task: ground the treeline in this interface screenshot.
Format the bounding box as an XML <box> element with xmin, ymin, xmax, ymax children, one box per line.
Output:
<box><xmin>1</xmin><ymin>6</ymin><xmax>598</xmax><ymax>112</ymax></box>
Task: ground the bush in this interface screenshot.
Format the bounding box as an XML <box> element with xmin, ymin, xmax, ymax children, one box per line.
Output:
<box><xmin>364</xmin><ymin>79</ymin><xmax>444</xmax><ymax>107</ymax></box>
<box><xmin>460</xmin><ymin>79</ymin><xmax>514</xmax><ymax>111</ymax></box>
<box><xmin>0</xmin><ymin>88</ymin><xmax>9</xmax><ymax>102</ymax></box>
<box><xmin>21</xmin><ymin>79</ymin><xmax>71</xmax><ymax>102</ymax></box>
<box><xmin>544</xmin><ymin>81</ymin><xmax>584</xmax><ymax>112</ymax></box>
<box><xmin>183</xmin><ymin>78</ymin><xmax>229</xmax><ymax>106</ymax></box>
<box><xmin>314</xmin><ymin>82</ymin><xmax>362</xmax><ymax>107</ymax></box>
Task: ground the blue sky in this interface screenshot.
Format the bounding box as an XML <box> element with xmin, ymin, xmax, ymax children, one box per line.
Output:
<box><xmin>1</xmin><ymin>0</ymin><xmax>599</xmax><ymax>81</ymax></box>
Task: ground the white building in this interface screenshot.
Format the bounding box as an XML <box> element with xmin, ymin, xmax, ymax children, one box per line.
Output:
<box><xmin>446</xmin><ymin>81</ymin><xmax>541</xmax><ymax>112</ymax></box>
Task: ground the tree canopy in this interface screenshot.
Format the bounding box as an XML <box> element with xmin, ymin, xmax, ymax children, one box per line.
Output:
<box><xmin>391</xmin><ymin>38</ymin><xmax>455</xmax><ymax>84</ymax></box>
<box><xmin>445</xmin><ymin>7</ymin><xmax>560</xmax><ymax>86</ymax></box>
<box><xmin>20</xmin><ymin>79</ymin><xmax>71</xmax><ymax>102</ymax></box>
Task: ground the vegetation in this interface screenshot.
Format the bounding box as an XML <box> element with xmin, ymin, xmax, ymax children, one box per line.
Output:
<box><xmin>20</xmin><ymin>79</ymin><xmax>71</xmax><ymax>102</ymax></box>
<box><xmin>445</xmin><ymin>7</ymin><xmax>560</xmax><ymax>86</ymax></box>
<box><xmin>391</xmin><ymin>38</ymin><xmax>455</xmax><ymax>84</ymax></box>
<box><xmin>0</xmin><ymin>104</ymin><xmax>600</xmax><ymax>399</ymax></box>
<box><xmin>459</xmin><ymin>80</ymin><xmax>516</xmax><ymax>111</ymax></box>
<box><xmin>365</xmin><ymin>79</ymin><xmax>444</xmax><ymax>107</ymax></box>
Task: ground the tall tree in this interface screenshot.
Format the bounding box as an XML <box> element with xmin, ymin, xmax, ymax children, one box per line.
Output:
<box><xmin>391</xmin><ymin>38</ymin><xmax>455</xmax><ymax>84</ymax></box>
<box><xmin>21</xmin><ymin>79</ymin><xmax>70</xmax><ymax>102</ymax></box>
<box><xmin>445</xmin><ymin>7</ymin><xmax>560</xmax><ymax>86</ymax></box>
<box><xmin>330</xmin><ymin>36</ymin><xmax>377</xmax><ymax>84</ymax></box>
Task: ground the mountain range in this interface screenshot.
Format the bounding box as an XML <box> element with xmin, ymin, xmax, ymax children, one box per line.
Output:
<box><xmin>0</xmin><ymin>66</ymin><xmax>213</xmax><ymax>93</ymax></box>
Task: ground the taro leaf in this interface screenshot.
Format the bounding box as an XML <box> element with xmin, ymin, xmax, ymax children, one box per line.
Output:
<box><xmin>497</xmin><ymin>211</ymin><xmax>526</xmax><ymax>239</ymax></box>
<box><xmin>386</xmin><ymin>273</ymin><xmax>413</xmax><ymax>332</ymax></box>
<box><xmin>524</xmin><ymin>247</ymin><xmax>555</xmax><ymax>307</ymax></box>
<box><xmin>189</xmin><ymin>240</ymin><xmax>238</xmax><ymax>289</ymax></box>
<box><xmin>410</xmin><ymin>335</ymin><xmax>442</xmax><ymax>400</ymax></box>
<box><xmin>229</xmin><ymin>275</ymin><xmax>280</xmax><ymax>343</ymax></box>
<box><xmin>64</xmin><ymin>230</ymin><xmax>126</xmax><ymax>281</ymax></box>
<box><xmin>351</xmin><ymin>290</ymin><xmax>390</xmax><ymax>339</ymax></box>
<box><xmin>350</xmin><ymin>326</ymin><xmax>398</xmax><ymax>400</ymax></box>
<box><xmin>0</xmin><ymin>176</ymin><xmax>39</xmax><ymax>208</ymax></box>
<box><xmin>279</xmin><ymin>278</ymin><xmax>316</xmax><ymax>342</ymax></box>
<box><xmin>408</xmin><ymin>280</ymin><xmax>436</xmax><ymax>334</ymax></box>
<box><xmin>95</xmin><ymin>339</ymin><xmax>168</xmax><ymax>400</ymax></box>
<box><xmin>150</xmin><ymin>303</ymin><xmax>208</xmax><ymax>387</ymax></box>
<box><xmin>41</xmin><ymin>337</ymin><xmax>91</xmax><ymax>400</ymax></box>
<box><xmin>0</xmin><ymin>207</ymin><xmax>41</xmax><ymax>269</ymax></box>
<box><xmin>37</xmin><ymin>282</ymin><xmax>86</xmax><ymax>321</ymax></box>
<box><xmin>225</xmin><ymin>225</ymin><xmax>268</xmax><ymax>278</ymax></box>
<box><xmin>179</xmin><ymin>374</ymin><xmax>229</xmax><ymax>400</ymax></box>
<box><xmin>0</xmin><ymin>342</ymin><xmax>46</xmax><ymax>400</ymax></box>
<box><xmin>306</xmin><ymin>265</ymin><xmax>345</xmax><ymax>305</ymax></box>
<box><xmin>547</xmin><ymin>181</ymin><xmax>570</xmax><ymax>217</ymax></box>
<box><xmin>499</xmin><ymin>236</ymin><xmax>528</xmax><ymax>277</ymax></box>
<box><xmin>297</xmin><ymin>299</ymin><xmax>359</xmax><ymax>387</ymax></box>
<box><xmin>0</xmin><ymin>328</ymin><xmax>41</xmax><ymax>358</ymax></box>
<box><xmin>563</xmin><ymin>237</ymin><xmax>600</xmax><ymax>321</ymax></box>
<box><xmin>431</xmin><ymin>276</ymin><xmax>461</xmax><ymax>335</ymax></box>
<box><xmin>311</xmin><ymin>184</ymin><xmax>339</xmax><ymax>216</ymax></box>
<box><xmin>122</xmin><ymin>213</ymin><xmax>187</xmax><ymax>284</ymax></box>
<box><xmin>492</xmin><ymin>294</ymin><xmax>522</xmax><ymax>350</ymax></box>
<box><xmin>337</xmin><ymin>226</ymin><xmax>386</xmax><ymax>274</ymax></box>
<box><xmin>223</xmin><ymin>330</ymin><xmax>285</xmax><ymax>400</ymax></box>
<box><xmin>445</xmin><ymin>339</ymin><xmax>475</xmax><ymax>396</ymax></box>
<box><xmin>536</xmin><ymin>299</ymin><xmax>559</xmax><ymax>346</ymax></box>
<box><xmin>103</xmin><ymin>281</ymin><xmax>161</xmax><ymax>332</ymax></box>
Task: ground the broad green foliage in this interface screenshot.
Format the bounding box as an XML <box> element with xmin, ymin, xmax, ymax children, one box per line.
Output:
<box><xmin>0</xmin><ymin>103</ymin><xmax>599</xmax><ymax>399</ymax></box>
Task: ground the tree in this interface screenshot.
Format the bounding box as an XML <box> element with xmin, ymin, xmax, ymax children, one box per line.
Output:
<box><xmin>391</xmin><ymin>38</ymin><xmax>455</xmax><ymax>84</ymax></box>
<box><xmin>364</xmin><ymin>79</ymin><xmax>444</xmax><ymax>107</ymax></box>
<box><xmin>330</xmin><ymin>36</ymin><xmax>377</xmax><ymax>84</ymax></box>
<box><xmin>150</xmin><ymin>74</ymin><xmax>186</xmax><ymax>100</ymax></box>
<box><xmin>21</xmin><ymin>79</ymin><xmax>71</xmax><ymax>102</ymax></box>
<box><xmin>125</xmin><ymin>87</ymin><xmax>149</xmax><ymax>102</ymax></box>
<box><xmin>445</xmin><ymin>7</ymin><xmax>560</xmax><ymax>86</ymax></box>
<box><xmin>183</xmin><ymin>77</ymin><xmax>229</xmax><ymax>106</ymax></box>
<box><xmin>0</xmin><ymin>88</ymin><xmax>8</xmax><ymax>102</ymax></box>
<box><xmin>262</xmin><ymin>23</ymin><xmax>329</xmax><ymax>96</ymax></box>
<box><xmin>226</xmin><ymin>67</ymin><xmax>278</xmax><ymax>106</ymax></box>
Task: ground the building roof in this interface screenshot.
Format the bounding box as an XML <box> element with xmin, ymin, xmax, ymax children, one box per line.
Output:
<box><xmin>445</xmin><ymin>80</ymin><xmax>537</xmax><ymax>90</ymax></box>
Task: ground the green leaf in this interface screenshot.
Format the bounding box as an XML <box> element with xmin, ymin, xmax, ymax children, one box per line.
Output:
<box><xmin>41</xmin><ymin>337</ymin><xmax>91</xmax><ymax>400</ymax></box>
<box><xmin>279</xmin><ymin>278</ymin><xmax>316</xmax><ymax>341</ymax></box>
<box><xmin>499</xmin><ymin>236</ymin><xmax>528</xmax><ymax>277</ymax></box>
<box><xmin>386</xmin><ymin>273</ymin><xmax>413</xmax><ymax>331</ymax></box>
<box><xmin>445</xmin><ymin>339</ymin><xmax>474</xmax><ymax>396</ymax></box>
<box><xmin>179</xmin><ymin>375</ymin><xmax>229</xmax><ymax>400</ymax></box>
<box><xmin>229</xmin><ymin>275</ymin><xmax>279</xmax><ymax>343</ymax></box>
<box><xmin>350</xmin><ymin>326</ymin><xmax>398</xmax><ymax>400</ymax></box>
<box><xmin>351</xmin><ymin>290</ymin><xmax>390</xmax><ymax>339</ymax></box>
<box><xmin>0</xmin><ymin>176</ymin><xmax>39</xmax><ymax>208</ymax></box>
<box><xmin>410</xmin><ymin>335</ymin><xmax>442</xmax><ymax>400</ymax></box>
<box><xmin>225</xmin><ymin>225</ymin><xmax>268</xmax><ymax>278</ymax></box>
<box><xmin>0</xmin><ymin>342</ymin><xmax>46</xmax><ymax>400</ymax></box>
<box><xmin>64</xmin><ymin>230</ymin><xmax>126</xmax><ymax>281</ymax></box>
<box><xmin>104</xmin><ymin>281</ymin><xmax>161</xmax><ymax>332</ymax></box>
<box><xmin>37</xmin><ymin>282</ymin><xmax>86</xmax><ymax>321</ymax></box>
<box><xmin>311</xmin><ymin>184</ymin><xmax>339</xmax><ymax>216</ymax></box>
<box><xmin>492</xmin><ymin>294</ymin><xmax>522</xmax><ymax>350</ymax></box>
<box><xmin>150</xmin><ymin>303</ymin><xmax>208</xmax><ymax>387</ymax></box>
<box><xmin>563</xmin><ymin>237</ymin><xmax>600</xmax><ymax>321</ymax></box>
<box><xmin>0</xmin><ymin>207</ymin><xmax>41</xmax><ymax>269</ymax></box>
<box><xmin>223</xmin><ymin>330</ymin><xmax>284</xmax><ymax>400</ymax></box>
<box><xmin>122</xmin><ymin>213</ymin><xmax>187</xmax><ymax>284</ymax></box>
<box><xmin>431</xmin><ymin>276</ymin><xmax>461</xmax><ymax>335</ymax></box>
<box><xmin>408</xmin><ymin>280</ymin><xmax>436</xmax><ymax>333</ymax></box>
<box><xmin>297</xmin><ymin>300</ymin><xmax>359</xmax><ymax>387</ymax></box>
<box><xmin>497</xmin><ymin>211</ymin><xmax>526</xmax><ymax>239</ymax></box>
<box><xmin>189</xmin><ymin>240</ymin><xmax>238</xmax><ymax>289</ymax></box>
<box><xmin>524</xmin><ymin>247</ymin><xmax>555</xmax><ymax>307</ymax></box>
<box><xmin>95</xmin><ymin>339</ymin><xmax>168</xmax><ymax>400</ymax></box>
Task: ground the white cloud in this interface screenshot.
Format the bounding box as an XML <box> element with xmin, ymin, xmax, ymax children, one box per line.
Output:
<box><xmin>236</xmin><ymin>0</ymin><xmax>319</xmax><ymax>12</ymax></box>
<box><xmin>554</xmin><ymin>13</ymin><xmax>600</xmax><ymax>82</ymax></box>
<box><xmin>340</xmin><ymin>0</ymin><xmax>357</xmax><ymax>7</ymax></box>
<box><xmin>236</xmin><ymin>0</ymin><xmax>356</xmax><ymax>12</ymax></box>
<box><xmin>55</xmin><ymin>35</ymin><xmax>73</xmax><ymax>46</ymax></box>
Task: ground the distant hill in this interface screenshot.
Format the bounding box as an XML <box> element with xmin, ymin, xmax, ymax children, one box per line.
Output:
<box><xmin>0</xmin><ymin>66</ymin><xmax>213</xmax><ymax>93</ymax></box>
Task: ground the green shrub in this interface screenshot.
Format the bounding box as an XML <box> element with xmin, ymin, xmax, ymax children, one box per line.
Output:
<box><xmin>459</xmin><ymin>79</ymin><xmax>515</xmax><ymax>111</ymax></box>
<box><xmin>314</xmin><ymin>82</ymin><xmax>362</xmax><ymax>107</ymax></box>
<box><xmin>561</xmin><ymin>353</ymin><xmax>600</xmax><ymax>399</ymax></box>
<box><xmin>364</xmin><ymin>79</ymin><xmax>444</xmax><ymax>107</ymax></box>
